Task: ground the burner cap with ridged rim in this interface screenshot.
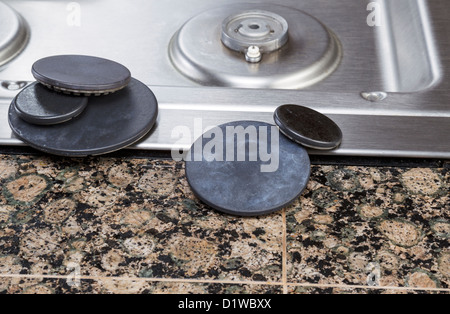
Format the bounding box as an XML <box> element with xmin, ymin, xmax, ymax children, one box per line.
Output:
<box><xmin>32</xmin><ymin>55</ymin><xmax>131</xmax><ymax>96</ymax></box>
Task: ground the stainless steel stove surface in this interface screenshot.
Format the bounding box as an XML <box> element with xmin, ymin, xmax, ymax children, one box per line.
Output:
<box><xmin>0</xmin><ymin>0</ymin><xmax>449</xmax><ymax>158</ymax></box>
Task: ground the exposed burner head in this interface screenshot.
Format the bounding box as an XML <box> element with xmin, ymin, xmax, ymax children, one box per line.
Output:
<box><xmin>169</xmin><ymin>3</ymin><xmax>342</xmax><ymax>90</ymax></box>
<box><xmin>0</xmin><ymin>2</ymin><xmax>29</xmax><ymax>69</ymax></box>
<box><xmin>221</xmin><ymin>10</ymin><xmax>289</xmax><ymax>63</ymax></box>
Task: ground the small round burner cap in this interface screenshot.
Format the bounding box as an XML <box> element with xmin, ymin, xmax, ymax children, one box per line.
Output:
<box><xmin>185</xmin><ymin>121</ymin><xmax>311</xmax><ymax>217</ymax></box>
<box><xmin>274</xmin><ymin>105</ymin><xmax>343</xmax><ymax>150</ymax></box>
<box><xmin>13</xmin><ymin>82</ymin><xmax>88</xmax><ymax>125</ymax></box>
<box><xmin>32</xmin><ymin>55</ymin><xmax>131</xmax><ymax>96</ymax></box>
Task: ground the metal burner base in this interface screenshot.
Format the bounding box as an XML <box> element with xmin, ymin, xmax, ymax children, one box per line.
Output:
<box><xmin>0</xmin><ymin>2</ymin><xmax>29</xmax><ymax>69</ymax></box>
<box><xmin>169</xmin><ymin>3</ymin><xmax>342</xmax><ymax>89</ymax></box>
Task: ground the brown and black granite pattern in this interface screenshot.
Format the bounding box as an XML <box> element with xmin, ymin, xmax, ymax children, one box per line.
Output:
<box><xmin>287</xmin><ymin>166</ymin><xmax>449</xmax><ymax>291</ymax></box>
<box><xmin>0</xmin><ymin>154</ymin><xmax>448</xmax><ymax>294</ymax></box>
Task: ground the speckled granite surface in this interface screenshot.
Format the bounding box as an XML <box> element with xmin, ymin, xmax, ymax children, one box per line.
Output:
<box><xmin>0</xmin><ymin>154</ymin><xmax>448</xmax><ymax>294</ymax></box>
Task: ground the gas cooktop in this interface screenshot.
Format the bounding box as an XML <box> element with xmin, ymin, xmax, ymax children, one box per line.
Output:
<box><xmin>0</xmin><ymin>0</ymin><xmax>449</xmax><ymax>158</ymax></box>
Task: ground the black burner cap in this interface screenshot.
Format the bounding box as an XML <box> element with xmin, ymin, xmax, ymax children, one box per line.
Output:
<box><xmin>32</xmin><ymin>55</ymin><xmax>131</xmax><ymax>96</ymax></box>
<box><xmin>185</xmin><ymin>121</ymin><xmax>311</xmax><ymax>217</ymax></box>
<box><xmin>274</xmin><ymin>104</ymin><xmax>343</xmax><ymax>150</ymax></box>
<box><xmin>13</xmin><ymin>82</ymin><xmax>88</xmax><ymax>125</ymax></box>
<box><xmin>9</xmin><ymin>78</ymin><xmax>158</xmax><ymax>157</ymax></box>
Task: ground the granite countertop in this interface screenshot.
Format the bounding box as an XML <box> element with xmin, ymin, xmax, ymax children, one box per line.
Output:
<box><xmin>0</xmin><ymin>153</ymin><xmax>448</xmax><ymax>294</ymax></box>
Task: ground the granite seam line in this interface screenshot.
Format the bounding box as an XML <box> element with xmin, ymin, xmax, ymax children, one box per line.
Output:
<box><xmin>0</xmin><ymin>274</ymin><xmax>449</xmax><ymax>293</ymax></box>
<box><xmin>282</xmin><ymin>209</ymin><xmax>288</xmax><ymax>294</ymax></box>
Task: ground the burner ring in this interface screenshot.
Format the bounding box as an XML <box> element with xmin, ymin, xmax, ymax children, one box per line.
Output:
<box><xmin>0</xmin><ymin>3</ymin><xmax>29</xmax><ymax>68</ymax></box>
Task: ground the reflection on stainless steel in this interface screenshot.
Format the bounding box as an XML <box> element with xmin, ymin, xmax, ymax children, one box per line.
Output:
<box><xmin>376</xmin><ymin>0</ymin><xmax>442</xmax><ymax>92</ymax></box>
<box><xmin>0</xmin><ymin>0</ymin><xmax>449</xmax><ymax>158</ymax></box>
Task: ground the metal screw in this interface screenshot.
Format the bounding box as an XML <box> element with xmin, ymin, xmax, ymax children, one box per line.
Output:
<box><xmin>245</xmin><ymin>46</ymin><xmax>262</xmax><ymax>63</ymax></box>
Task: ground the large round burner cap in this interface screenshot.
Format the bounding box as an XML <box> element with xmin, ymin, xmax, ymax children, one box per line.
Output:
<box><xmin>185</xmin><ymin>121</ymin><xmax>311</xmax><ymax>217</ymax></box>
<box><xmin>0</xmin><ymin>2</ymin><xmax>29</xmax><ymax>68</ymax></box>
<box><xmin>169</xmin><ymin>3</ymin><xmax>342</xmax><ymax>90</ymax></box>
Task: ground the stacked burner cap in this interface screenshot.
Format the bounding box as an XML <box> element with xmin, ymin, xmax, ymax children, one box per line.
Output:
<box><xmin>32</xmin><ymin>55</ymin><xmax>132</xmax><ymax>96</ymax></box>
<box><xmin>13</xmin><ymin>82</ymin><xmax>88</xmax><ymax>125</ymax></box>
<box><xmin>8</xmin><ymin>55</ymin><xmax>158</xmax><ymax>156</ymax></box>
